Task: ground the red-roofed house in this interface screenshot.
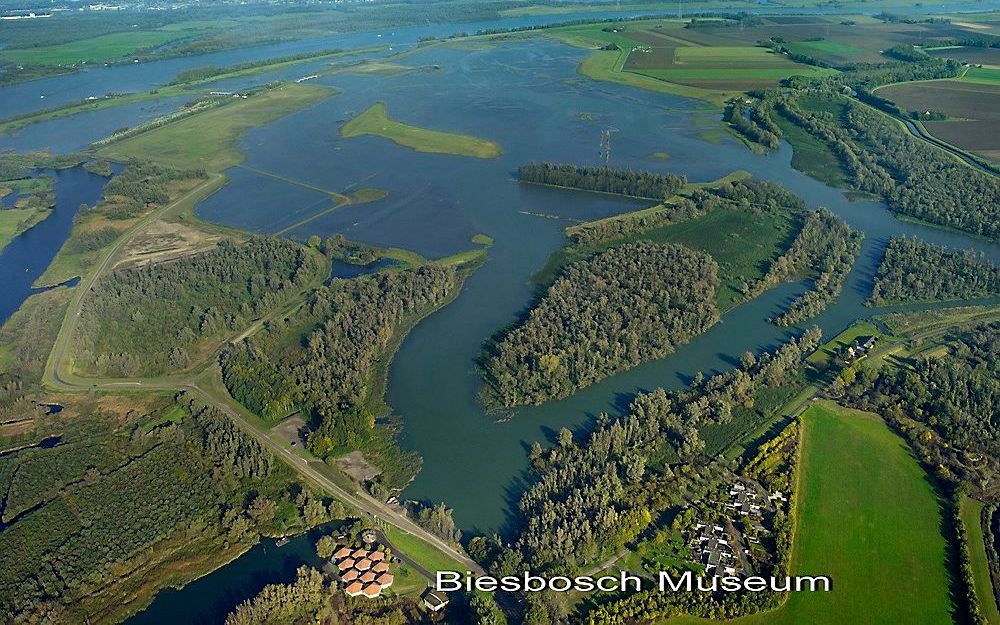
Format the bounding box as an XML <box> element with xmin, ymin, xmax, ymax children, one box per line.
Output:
<box><xmin>334</xmin><ymin>547</ymin><xmax>352</xmax><ymax>560</ymax></box>
<box><xmin>345</xmin><ymin>582</ymin><xmax>364</xmax><ymax>597</ymax></box>
<box><xmin>372</xmin><ymin>561</ymin><xmax>389</xmax><ymax>573</ymax></box>
<box><xmin>342</xmin><ymin>569</ymin><xmax>359</xmax><ymax>582</ymax></box>
<box><xmin>360</xmin><ymin>571</ymin><xmax>377</xmax><ymax>584</ymax></box>
<box><xmin>352</xmin><ymin>549</ymin><xmax>368</xmax><ymax>559</ymax></box>
<box><xmin>376</xmin><ymin>573</ymin><xmax>394</xmax><ymax>588</ymax></box>
<box><xmin>362</xmin><ymin>583</ymin><xmax>381</xmax><ymax>598</ymax></box>
<box><xmin>355</xmin><ymin>558</ymin><xmax>372</xmax><ymax>571</ymax></box>
<box><xmin>338</xmin><ymin>558</ymin><xmax>356</xmax><ymax>571</ymax></box>
<box><xmin>369</xmin><ymin>550</ymin><xmax>385</xmax><ymax>562</ymax></box>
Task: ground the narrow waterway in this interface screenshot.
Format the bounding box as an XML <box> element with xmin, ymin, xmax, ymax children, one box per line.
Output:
<box><xmin>0</xmin><ymin>166</ymin><xmax>109</xmax><ymax>325</ymax></box>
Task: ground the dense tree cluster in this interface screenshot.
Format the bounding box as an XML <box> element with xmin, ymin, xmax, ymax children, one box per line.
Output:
<box><xmin>76</xmin><ymin>237</ymin><xmax>319</xmax><ymax>376</ymax></box>
<box><xmin>0</xmin><ymin>393</ymin><xmax>336</xmax><ymax>623</ymax></box>
<box><xmin>99</xmin><ymin>160</ymin><xmax>207</xmax><ymax>220</ymax></box>
<box><xmin>869</xmin><ymin>237</ymin><xmax>1000</xmax><ymax>305</ymax></box>
<box><xmin>519</xmin><ymin>162</ymin><xmax>686</xmax><ymax>200</ymax></box>
<box><xmin>724</xmin><ymin>97</ymin><xmax>780</xmax><ymax>149</ymax></box>
<box><xmin>222</xmin><ymin>265</ymin><xmax>460</xmax><ymax>487</ymax></box>
<box><xmin>741</xmin><ymin>208</ymin><xmax>861</xmax><ymax>325</ymax></box>
<box><xmin>483</xmin><ymin>242</ymin><xmax>720</xmax><ymax>406</ymax></box>
<box><xmin>842</xmin><ymin>321</ymin><xmax>999</xmax><ymax>500</ymax></box>
<box><xmin>225</xmin><ymin>567</ymin><xmax>333</xmax><ymax>625</ymax></box>
<box><xmin>413</xmin><ymin>502</ymin><xmax>462</xmax><ymax>543</ymax></box>
<box><xmin>778</xmin><ymin>94</ymin><xmax>1000</xmax><ymax>239</ymax></box>
<box><xmin>486</xmin><ymin>329</ymin><xmax>821</xmax><ymax>574</ymax></box>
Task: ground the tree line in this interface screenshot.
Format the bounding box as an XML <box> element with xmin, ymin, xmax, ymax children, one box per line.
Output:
<box><xmin>568</xmin><ymin>177</ymin><xmax>803</xmax><ymax>247</ymax></box>
<box><xmin>777</xmin><ymin>94</ymin><xmax>1000</xmax><ymax>240</ymax></box>
<box><xmin>482</xmin><ymin>241</ymin><xmax>720</xmax><ymax>407</ymax></box>
<box><xmin>869</xmin><ymin>237</ymin><xmax>1000</xmax><ymax>305</ymax></box>
<box><xmin>519</xmin><ymin>162</ymin><xmax>687</xmax><ymax>200</ymax></box>
<box><xmin>742</xmin><ymin>207</ymin><xmax>862</xmax><ymax>325</ymax></box>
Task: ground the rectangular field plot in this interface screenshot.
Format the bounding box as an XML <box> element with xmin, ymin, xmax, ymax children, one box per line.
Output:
<box><xmin>880</xmin><ymin>79</ymin><xmax>1000</xmax><ymax>162</ymax></box>
<box><xmin>623</xmin><ymin>46</ymin><xmax>834</xmax><ymax>90</ymax></box>
<box><xmin>927</xmin><ymin>45</ymin><xmax>1000</xmax><ymax>66</ymax></box>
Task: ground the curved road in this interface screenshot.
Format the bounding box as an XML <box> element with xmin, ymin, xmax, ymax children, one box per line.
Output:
<box><xmin>43</xmin><ymin>175</ymin><xmax>484</xmax><ymax>578</ymax></box>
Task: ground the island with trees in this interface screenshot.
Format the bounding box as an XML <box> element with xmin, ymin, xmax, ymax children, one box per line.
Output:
<box><xmin>481</xmin><ymin>241</ymin><xmax>720</xmax><ymax>407</ymax></box>
<box><xmin>869</xmin><ymin>237</ymin><xmax>1000</xmax><ymax>305</ymax></box>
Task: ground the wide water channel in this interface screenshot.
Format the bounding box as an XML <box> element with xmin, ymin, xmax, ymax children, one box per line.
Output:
<box><xmin>7</xmin><ymin>19</ymin><xmax>997</xmax><ymax>625</ymax></box>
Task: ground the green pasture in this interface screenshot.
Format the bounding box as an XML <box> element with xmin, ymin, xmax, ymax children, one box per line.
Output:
<box><xmin>0</xmin><ymin>207</ymin><xmax>48</xmax><ymax>252</ymax></box>
<box><xmin>97</xmin><ymin>84</ymin><xmax>332</xmax><ymax>171</ymax></box>
<box><xmin>0</xmin><ymin>31</ymin><xmax>191</xmax><ymax>66</ymax></box>
<box><xmin>960</xmin><ymin>496</ymin><xmax>1000</xmax><ymax>624</ymax></box>
<box><xmin>674</xmin><ymin>401</ymin><xmax>955</xmax><ymax>625</ymax></box>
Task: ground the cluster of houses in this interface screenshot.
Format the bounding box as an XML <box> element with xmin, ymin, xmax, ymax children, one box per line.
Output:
<box><xmin>688</xmin><ymin>522</ymin><xmax>742</xmax><ymax>577</ymax></box>
<box><xmin>726</xmin><ymin>481</ymin><xmax>763</xmax><ymax>521</ymax></box>
<box><xmin>333</xmin><ymin>545</ymin><xmax>394</xmax><ymax>598</ymax></box>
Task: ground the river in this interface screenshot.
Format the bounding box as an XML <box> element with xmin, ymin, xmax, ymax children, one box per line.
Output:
<box><xmin>1</xmin><ymin>5</ymin><xmax>998</xmax><ymax>624</ymax></box>
<box><xmin>131</xmin><ymin>27</ymin><xmax>1000</xmax><ymax>624</ymax></box>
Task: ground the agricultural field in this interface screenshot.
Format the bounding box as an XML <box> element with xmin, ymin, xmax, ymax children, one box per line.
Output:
<box><xmin>675</xmin><ymin>401</ymin><xmax>955</xmax><ymax>625</ymax></box>
<box><xmin>879</xmin><ymin>79</ymin><xmax>1000</xmax><ymax>163</ymax></box>
<box><xmin>340</xmin><ymin>102</ymin><xmax>502</xmax><ymax>158</ymax></box>
<box><xmin>97</xmin><ymin>84</ymin><xmax>333</xmax><ymax>171</ymax></box>
<box><xmin>927</xmin><ymin>46</ymin><xmax>1000</xmax><ymax>67</ymax></box>
<box><xmin>546</xmin><ymin>21</ymin><xmax>835</xmax><ymax>105</ymax></box>
<box><xmin>624</xmin><ymin>46</ymin><xmax>835</xmax><ymax>91</ymax></box>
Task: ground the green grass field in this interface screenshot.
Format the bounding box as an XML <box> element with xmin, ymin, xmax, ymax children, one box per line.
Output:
<box><xmin>0</xmin><ymin>207</ymin><xmax>49</xmax><ymax>252</ymax></box>
<box><xmin>806</xmin><ymin>320</ymin><xmax>884</xmax><ymax>367</ymax></box>
<box><xmin>340</xmin><ymin>102</ymin><xmax>501</xmax><ymax>158</ymax></box>
<box><xmin>961</xmin><ymin>67</ymin><xmax>1000</xmax><ymax>85</ymax></box>
<box><xmin>97</xmin><ymin>84</ymin><xmax>332</xmax><ymax>171</ymax></box>
<box><xmin>540</xmin><ymin>203</ymin><xmax>795</xmax><ymax>311</ymax></box>
<box><xmin>784</xmin><ymin>38</ymin><xmax>867</xmax><ymax>59</ymax></box>
<box><xmin>960</xmin><ymin>496</ymin><xmax>1000</xmax><ymax>624</ymax></box>
<box><xmin>0</xmin><ymin>31</ymin><xmax>191</xmax><ymax>66</ymax></box>
<box><xmin>775</xmin><ymin>114</ymin><xmax>849</xmax><ymax>187</ymax></box>
<box><xmin>675</xmin><ymin>401</ymin><xmax>954</xmax><ymax>625</ymax></box>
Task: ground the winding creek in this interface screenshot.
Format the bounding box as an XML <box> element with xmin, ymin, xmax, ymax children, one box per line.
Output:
<box><xmin>1</xmin><ymin>5</ymin><xmax>999</xmax><ymax>623</ymax></box>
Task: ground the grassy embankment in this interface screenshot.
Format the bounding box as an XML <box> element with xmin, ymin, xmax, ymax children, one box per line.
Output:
<box><xmin>960</xmin><ymin>495</ymin><xmax>1000</xmax><ymax>624</ymax></box>
<box><xmin>97</xmin><ymin>84</ymin><xmax>333</xmax><ymax>171</ymax></box>
<box><xmin>675</xmin><ymin>400</ymin><xmax>955</xmax><ymax>625</ymax></box>
<box><xmin>0</xmin><ymin>208</ymin><xmax>49</xmax><ymax>252</ymax></box>
<box><xmin>340</xmin><ymin>102</ymin><xmax>501</xmax><ymax>159</ymax></box>
<box><xmin>0</xmin><ymin>47</ymin><xmax>378</xmax><ymax>137</ymax></box>
<box><xmin>0</xmin><ymin>30</ymin><xmax>198</xmax><ymax>66</ymax></box>
<box><xmin>36</xmin><ymin>84</ymin><xmax>332</xmax><ymax>286</ymax></box>
<box><xmin>774</xmin><ymin>94</ymin><xmax>851</xmax><ymax>187</ymax></box>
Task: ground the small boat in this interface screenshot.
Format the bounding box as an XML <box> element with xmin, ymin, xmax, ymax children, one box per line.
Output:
<box><xmin>275</xmin><ymin>537</ymin><xmax>290</xmax><ymax>547</ymax></box>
